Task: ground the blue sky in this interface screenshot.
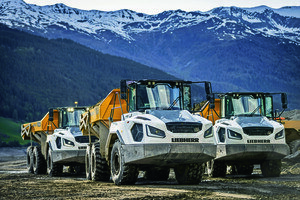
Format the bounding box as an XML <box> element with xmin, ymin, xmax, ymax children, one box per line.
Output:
<box><xmin>24</xmin><ymin>0</ymin><xmax>300</xmax><ymax>14</ymax></box>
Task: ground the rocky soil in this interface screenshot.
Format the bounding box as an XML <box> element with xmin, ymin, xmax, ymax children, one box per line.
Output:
<box><xmin>0</xmin><ymin>147</ymin><xmax>299</xmax><ymax>200</ymax></box>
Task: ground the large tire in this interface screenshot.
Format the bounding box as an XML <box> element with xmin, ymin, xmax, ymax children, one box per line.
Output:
<box><xmin>33</xmin><ymin>146</ymin><xmax>47</xmax><ymax>174</ymax></box>
<box><xmin>47</xmin><ymin>148</ymin><xmax>63</xmax><ymax>177</ymax></box>
<box><xmin>261</xmin><ymin>160</ymin><xmax>282</xmax><ymax>177</ymax></box>
<box><xmin>235</xmin><ymin>164</ymin><xmax>254</xmax><ymax>175</ymax></box>
<box><xmin>110</xmin><ymin>140</ymin><xmax>138</xmax><ymax>185</ymax></box>
<box><xmin>144</xmin><ymin>167</ymin><xmax>170</xmax><ymax>181</ymax></box>
<box><xmin>91</xmin><ymin>143</ymin><xmax>110</xmax><ymax>181</ymax></box>
<box><xmin>289</xmin><ymin>140</ymin><xmax>300</xmax><ymax>154</ymax></box>
<box><xmin>26</xmin><ymin>146</ymin><xmax>34</xmax><ymax>174</ymax></box>
<box><xmin>174</xmin><ymin>163</ymin><xmax>204</xmax><ymax>185</ymax></box>
<box><xmin>207</xmin><ymin>160</ymin><xmax>226</xmax><ymax>177</ymax></box>
<box><xmin>85</xmin><ymin>144</ymin><xmax>91</xmax><ymax>180</ymax></box>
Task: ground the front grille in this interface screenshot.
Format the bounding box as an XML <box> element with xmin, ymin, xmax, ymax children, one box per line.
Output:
<box><xmin>75</xmin><ymin>136</ymin><xmax>98</xmax><ymax>143</ymax></box>
<box><xmin>243</xmin><ymin>127</ymin><xmax>274</xmax><ymax>136</ymax></box>
<box><xmin>166</xmin><ymin>122</ymin><xmax>202</xmax><ymax>133</ymax></box>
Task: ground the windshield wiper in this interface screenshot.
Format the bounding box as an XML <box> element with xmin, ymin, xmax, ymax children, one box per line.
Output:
<box><xmin>168</xmin><ymin>96</ymin><xmax>180</xmax><ymax>110</ymax></box>
<box><xmin>250</xmin><ymin>105</ymin><xmax>262</xmax><ymax>116</ymax></box>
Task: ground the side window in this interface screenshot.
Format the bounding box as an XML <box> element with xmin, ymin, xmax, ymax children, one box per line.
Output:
<box><xmin>129</xmin><ymin>85</ymin><xmax>136</xmax><ymax>112</ymax></box>
<box><xmin>183</xmin><ymin>85</ymin><xmax>191</xmax><ymax>110</ymax></box>
<box><xmin>265</xmin><ymin>96</ymin><xmax>273</xmax><ymax>118</ymax></box>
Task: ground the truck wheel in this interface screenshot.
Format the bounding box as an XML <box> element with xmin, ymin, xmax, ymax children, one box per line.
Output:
<box><xmin>47</xmin><ymin>149</ymin><xmax>63</xmax><ymax>177</ymax></box>
<box><xmin>144</xmin><ymin>167</ymin><xmax>170</xmax><ymax>181</ymax></box>
<box><xmin>91</xmin><ymin>143</ymin><xmax>110</xmax><ymax>181</ymax></box>
<box><xmin>174</xmin><ymin>163</ymin><xmax>204</xmax><ymax>185</ymax></box>
<box><xmin>289</xmin><ymin>140</ymin><xmax>300</xmax><ymax>154</ymax></box>
<box><xmin>33</xmin><ymin>146</ymin><xmax>47</xmax><ymax>174</ymax></box>
<box><xmin>207</xmin><ymin>160</ymin><xmax>226</xmax><ymax>177</ymax></box>
<box><xmin>26</xmin><ymin>146</ymin><xmax>34</xmax><ymax>173</ymax></box>
<box><xmin>261</xmin><ymin>160</ymin><xmax>281</xmax><ymax>177</ymax></box>
<box><xmin>110</xmin><ymin>140</ymin><xmax>138</xmax><ymax>185</ymax></box>
<box><xmin>235</xmin><ymin>164</ymin><xmax>254</xmax><ymax>175</ymax></box>
<box><xmin>85</xmin><ymin>144</ymin><xmax>91</xmax><ymax>180</ymax></box>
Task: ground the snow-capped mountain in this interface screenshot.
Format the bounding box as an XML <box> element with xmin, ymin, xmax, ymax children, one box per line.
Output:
<box><xmin>1</xmin><ymin>0</ymin><xmax>299</xmax><ymax>44</ymax></box>
<box><xmin>1</xmin><ymin>0</ymin><xmax>300</xmax><ymax>109</ymax></box>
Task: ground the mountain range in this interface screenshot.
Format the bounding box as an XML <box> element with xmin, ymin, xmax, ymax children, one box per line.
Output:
<box><xmin>1</xmin><ymin>0</ymin><xmax>300</xmax><ymax>109</ymax></box>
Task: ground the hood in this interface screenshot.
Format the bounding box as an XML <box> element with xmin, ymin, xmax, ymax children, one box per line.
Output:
<box><xmin>67</xmin><ymin>127</ymin><xmax>83</xmax><ymax>137</ymax></box>
<box><xmin>233</xmin><ymin>116</ymin><xmax>273</xmax><ymax>128</ymax></box>
<box><xmin>148</xmin><ymin>110</ymin><xmax>199</xmax><ymax>124</ymax></box>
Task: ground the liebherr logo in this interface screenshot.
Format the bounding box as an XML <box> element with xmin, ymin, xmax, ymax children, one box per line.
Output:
<box><xmin>171</xmin><ymin>138</ymin><xmax>199</xmax><ymax>143</ymax></box>
<box><xmin>247</xmin><ymin>139</ymin><xmax>270</xmax><ymax>144</ymax></box>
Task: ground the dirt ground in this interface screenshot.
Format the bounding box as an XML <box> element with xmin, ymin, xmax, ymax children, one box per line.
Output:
<box><xmin>0</xmin><ymin>148</ymin><xmax>300</xmax><ymax>199</ymax></box>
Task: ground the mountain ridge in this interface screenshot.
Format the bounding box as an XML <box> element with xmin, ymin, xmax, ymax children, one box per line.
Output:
<box><xmin>1</xmin><ymin>0</ymin><xmax>299</xmax><ymax>109</ymax></box>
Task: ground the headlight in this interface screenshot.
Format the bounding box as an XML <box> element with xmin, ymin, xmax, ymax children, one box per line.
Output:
<box><xmin>146</xmin><ymin>125</ymin><xmax>166</xmax><ymax>138</ymax></box>
<box><xmin>63</xmin><ymin>139</ymin><xmax>75</xmax><ymax>147</ymax></box>
<box><xmin>275</xmin><ymin>130</ymin><xmax>284</xmax><ymax>139</ymax></box>
<box><xmin>204</xmin><ymin>126</ymin><xmax>213</xmax><ymax>138</ymax></box>
<box><xmin>227</xmin><ymin>129</ymin><xmax>242</xmax><ymax>140</ymax></box>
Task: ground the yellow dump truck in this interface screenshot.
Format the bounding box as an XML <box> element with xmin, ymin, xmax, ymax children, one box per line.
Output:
<box><xmin>198</xmin><ymin>92</ymin><xmax>290</xmax><ymax>177</ymax></box>
<box><xmin>80</xmin><ymin>80</ymin><xmax>217</xmax><ymax>185</ymax></box>
<box><xmin>21</xmin><ymin>105</ymin><xmax>92</xmax><ymax>176</ymax></box>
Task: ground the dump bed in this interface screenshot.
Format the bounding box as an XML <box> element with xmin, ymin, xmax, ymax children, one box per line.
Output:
<box><xmin>21</xmin><ymin>110</ymin><xmax>59</xmax><ymax>143</ymax></box>
<box><xmin>283</xmin><ymin>120</ymin><xmax>300</xmax><ymax>144</ymax></box>
<box><xmin>80</xmin><ymin>89</ymin><xmax>128</xmax><ymax>137</ymax></box>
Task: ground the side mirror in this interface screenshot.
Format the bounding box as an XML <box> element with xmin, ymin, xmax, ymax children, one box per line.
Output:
<box><xmin>205</xmin><ymin>82</ymin><xmax>212</xmax><ymax>95</ymax></box>
<box><xmin>49</xmin><ymin>108</ymin><xmax>54</xmax><ymax>121</ymax></box>
<box><xmin>120</xmin><ymin>80</ymin><xmax>127</xmax><ymax>99</ymax></box>
<box><xmin>281</xmin><ymin>93</ymin><xmax>288</xmax><ymax>109</ymax></box>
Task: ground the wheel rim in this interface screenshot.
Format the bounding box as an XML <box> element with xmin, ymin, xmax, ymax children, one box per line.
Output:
<box><xmin>113</xmin><ymin>151</ymin><xmax>120</xmax><ymax>175</ymax></box>
<box><xmin>33</xmin><ymin>150</ymin><xmax>37</xmax><ymax>170</ymax></box>
<box><xmin>47</xmin><ymin>151</ymin><xmax>52</xmax><ymax>174</ymax></box>
<box><xmin>91</xmin><ymin>153</ymin><xmax>95</xmax><ymax>174</ymax></box>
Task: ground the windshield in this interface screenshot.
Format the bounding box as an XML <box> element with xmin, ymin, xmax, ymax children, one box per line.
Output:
<box><xmin>61</xmin><ymin>108</ymin><xmax>85</xmax><ymax>127</ymax></box>
<box><xmin>130</xmin><ymin>83</ymin><xmax>183</xmax><ymax>111</ymax></box>
<box><xmin>225</xmin><ymin>95</ymin><xmax>265</xmax><ymax>118</ymax></box>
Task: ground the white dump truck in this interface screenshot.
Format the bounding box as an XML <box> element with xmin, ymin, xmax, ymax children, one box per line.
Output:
<box><xmin>21</xmin><ymin>105</ymin><xmax>95</xmax><ymax>176</ymax></box>
<box><xmin>199</xmin><ymin>92</ymin><xmax>290</xmax><ymax>177</ymax></box>
<box><xmin>80</xmin><ymin>80</ymin><xmax>216</xmax><ymax>185</ymax></box>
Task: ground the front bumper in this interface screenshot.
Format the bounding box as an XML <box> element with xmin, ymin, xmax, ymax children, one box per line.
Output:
<box><xmin>52</xmin><ymin>149</ymin><xmax>86</xmax><ymax>164</ymax></box>
<box><xmin>215</xmin><ymin>143</ymin><xmax>290</xmax><ymax>163</ymax></box>
<box><xmin>122</xmin><ymin>143</ymin><xmax>216</xmax><ymax>166</ymax></box>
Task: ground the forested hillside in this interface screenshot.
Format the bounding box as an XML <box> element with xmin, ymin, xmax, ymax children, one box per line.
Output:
<box><xmin>0</xmin><ymin>25</ymin><xmax>178</xmax><ymax>122</ymax></box>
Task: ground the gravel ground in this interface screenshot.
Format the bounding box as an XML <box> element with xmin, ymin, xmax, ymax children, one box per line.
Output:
<box><xmin>0</xmin><ymin>147</ymin><xmax>299</xmax><ymax>200</ymax></box>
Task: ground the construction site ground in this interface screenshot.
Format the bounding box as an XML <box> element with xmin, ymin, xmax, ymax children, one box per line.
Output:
<box><xmin>0</xmin><ymin>147</ymin><xmax>300</xmax><ymax>199</ymax></box>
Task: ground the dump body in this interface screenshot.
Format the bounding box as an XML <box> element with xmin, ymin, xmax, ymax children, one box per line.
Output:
<box><xmin>21</xmin><ymin>110</ymin><xmax>59</xmax><ymax>142</ymax></box>
<box><xmin>283</xmin><ymin>120</ymin><xmax>300</xmax><ymax>144</ymax></box>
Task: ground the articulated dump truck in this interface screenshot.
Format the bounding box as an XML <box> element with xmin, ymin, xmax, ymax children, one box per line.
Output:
<box><xmin>80</xmin><ymin>80</ymin><xmax>216</xmax><ymax>185</ymax></box>
<box><xmin>199</xmin><ymin>92</ymin><xmax>290</xmax><ymax>177</ymax></box>
<box><xmin>21</xmin><ymin>105</ymin><xmax>91</xmax><ymax>176</ymax></box>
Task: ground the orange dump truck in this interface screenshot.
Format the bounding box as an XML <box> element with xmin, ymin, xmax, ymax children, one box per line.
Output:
<box><xmin>21</xmin><ymin>105</ymin><xmax>91</xmax><ymax>176</ymax></box>
<box><xmin>80</xmin><ymin>80</ymin><xmax>216</xmax><ymax>185</ymax></box>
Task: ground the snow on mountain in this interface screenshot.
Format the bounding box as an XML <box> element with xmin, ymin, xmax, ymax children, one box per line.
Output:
<box><xmin>1</xmin><ymin>0</ymin><xmax>299</xmax><ymax>44</ymax></box>
<box><xmin>245</xmin><ymin>5</ymin><xmax>300</xmax><ymax>18</ymax></box>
